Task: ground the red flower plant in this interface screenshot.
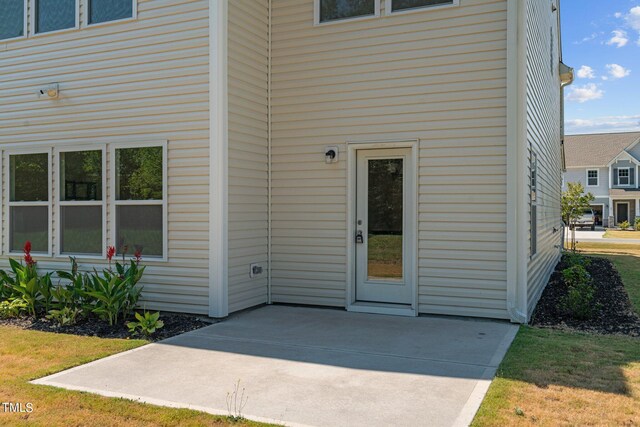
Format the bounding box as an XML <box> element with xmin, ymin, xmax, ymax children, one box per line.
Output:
<box><xmin>23</xmin><ymin>241</ymin><xmax>36</xmax><ymax>268</ymax></box>
<box><xmin>134</xmin><ymin>248</ymin><xmax>143</xmax><ymax>265</ymax></box>
<box><xmin>106</xmin><ymin>246</ymin><xmax>115</xmax><ymax>262</ymax></box>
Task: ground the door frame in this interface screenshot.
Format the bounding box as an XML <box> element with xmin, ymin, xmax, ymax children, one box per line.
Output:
<box><xmin>346</xmin><ymin>140</ymin><xmax>418</xmax><ymax>317</ymax></box>
<box><xmin>615</xmin><ymin>201</ymin><xmax>630</xmax><ymax>225</ymax></box>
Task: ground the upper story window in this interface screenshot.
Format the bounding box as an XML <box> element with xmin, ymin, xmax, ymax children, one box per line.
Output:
<box><xmin>586</xmin><ymin>169</ymin><xmax>598</xmax><ymax>187</ymax></box>
<box><xmin>0</xmin><ymin>0</ymin><xmax>25</xmax><ymax>41</ymax></box>
<box><xmin>316</xmin><ymin>0</ymin><xmax>377</xmax><ymax>24</ymax></box>
<box><xmin>34</xmin><ymin>0</ymin><xmax>77</xmax><ymax>34</ymax></box>
<box><xmin>618</xmin><ymin>168</ymin><xmax>630</xmax><ymax>186</ymax></box>
<box><xmin>88</xmin><ymin>0</ymin><xmax>135</xmax><ymax>25</ymax></box>
<box><xmin>388</xmin><ymin>0</ymin><xmax>455</xmax><ymax>13</ymax></box>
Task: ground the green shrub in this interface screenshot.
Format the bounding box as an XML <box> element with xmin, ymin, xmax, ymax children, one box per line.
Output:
<box><xmin>0</xmin><ymin>259</ymin><xmax>54</xmax><ymax>316</ymax></box>
<box><xmin>635</xmin><ymin>218</ymin><xmax>640</xmax><ymax>231</ymax></box>
<box><xmin>562</xmin><ymin>282</ymin><xmax>596</xmax><ymax>320</ymax></box>
<box><xmin>562</xmin><ymin>265</ymin><xmax>591</xmax><ymax>287</ymax></box>
<box><xmin>562</xmin><ymin>252</ymin><xmax>591</xmax><ymax>268</ymax></box>
<box><xmin>619</xmin><ymin>220</ymin><xmax>630</xmax><ymax>230</ymax></box>
<box><xmin>0</xmin><ymin>299</ymin><xmax>27</xmax><ymax>319</ymax></box>
<box><xmin>127</xmin><ymin>311</ymin><xmax>164</xmax><ymax>338</ymax></box>
<box><xmin>46</xmin><ymin>307</ymin><xmax>82</xmax><ymax>327</ymax></box>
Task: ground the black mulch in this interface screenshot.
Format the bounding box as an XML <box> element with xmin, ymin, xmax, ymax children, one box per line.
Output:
<box><xmin>0</xmin><ymin>312</ymin><xmax>214</xmax><ymax>341</ymax></box>
<box><xmin>531</xmin><ymin>256</ymin><xmax>640</xmax><ymax>337</ymax></box>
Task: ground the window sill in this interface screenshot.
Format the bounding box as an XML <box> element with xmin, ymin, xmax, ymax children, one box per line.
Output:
<box><xmin>314</xmin><ymin>13</ymin><xmax>380</xmax><ymax>27</ymax></box>
<box><xmin>31</xmin><ymin>25</ymin><xmax>80</xmax><ymax>39</ymax></box>
<box><xmin>0</xmin><ymin>34</ymin><xmax>27</xmax><ymax>43</ymax></box>
<box><xmin>85</xmin><ymin>16</ymin><xmax>137</xmax><ymax>30</ymax></box>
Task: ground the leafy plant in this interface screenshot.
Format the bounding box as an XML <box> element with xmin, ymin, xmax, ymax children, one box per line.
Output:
<box><xmin>0</xmin><ymin>299</ymin><xmax>27</xmax><ymax>319</ymax></box>
<box><xmin>85</xmin><ymin>274</ymin><xmax>134</xmax><ymax>326</ymax></box>
<box><xmin>561</xmin><ymin>182</ymin><xmax>595</xmax><ymax>251</ymax></box>
<box><xmin>127</xmin><ymin>311</ymin><xmax>164</xmax><ymax>338</ymax></box>
<box><xmin>562</xmin><ymin>265</ymin><xmax>591</xmax><ymax>287</ymax></box>
<box><xmin>562</xmin><ymin>282</ymin><xmax>596</xmax><ymax>320</ymax></box>
<box><xmin>619</xmin><ymin>220</ymin><xmax>630</xmax><ymax>230</ymax></box>
<box><xmin>563</xmin><ymin>252</ymin><xmax>591</xmax><ymax>268</ymax></box>
<box><xmin>635</xmin><ymin>217</ymin><xmax>640</xmax><ymax>231</ymax></box>
<box><xmin>47</xmin><ymin>307</ymin><xmax>82</xmax><ymax>327</ymax></box>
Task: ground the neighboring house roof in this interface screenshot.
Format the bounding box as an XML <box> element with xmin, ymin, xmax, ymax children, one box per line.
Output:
<box><xmin>564</xmin><ymin>132</ymin><xmax>640</xmax><ymax>167</ymax></box>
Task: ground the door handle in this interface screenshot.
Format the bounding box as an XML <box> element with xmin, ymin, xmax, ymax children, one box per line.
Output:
<box><xmin>355</xmin><ymin>230</ymin><xmax>364</xmax><ymax>244</ymax></box>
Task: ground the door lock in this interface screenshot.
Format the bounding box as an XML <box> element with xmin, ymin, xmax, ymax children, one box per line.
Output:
<box><xmin>355</xmin><ymin>230</ymin><xmax>364</xmax><ymax>244</ymax></box>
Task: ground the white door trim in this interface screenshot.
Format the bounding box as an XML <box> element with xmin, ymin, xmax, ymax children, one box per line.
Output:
<box><xmin>615</xmin><ymin>201</ymin><xmax>630</xmax><ymax>225</ymax></box>
<box><xmin>346</xmin><ymin>140</ymin><xmax>418</xmax><ymax>317</ymax></box>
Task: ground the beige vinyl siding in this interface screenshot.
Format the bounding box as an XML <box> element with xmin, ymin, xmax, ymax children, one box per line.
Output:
<box><xmin>0</xmin><ymin>0</ymin><xmax>210</xmax><ymax>314</ymax></box>
<box><xmin>227</xmin><ymin>0</ymin><xmax>270</xmax><ymax>313</ymax></box>
<box><xmin>525</xmin><ymin>0</ymin><xmax>563</xmax><ymax>316</ymax></box>
<box><xmin>271</xmin><ymin>0</ymin><xmax>509</xmax><ymax>318</ymax></box>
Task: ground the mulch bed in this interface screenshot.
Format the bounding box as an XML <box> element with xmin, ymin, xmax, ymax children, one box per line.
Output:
<box><xmin>531</xmin><ymin>256</ymin><xmax>640</xmax><ymax>337</ymax></box>
<box><xmin>0</xmin><ymin>312</ymin><xmax>214</xmax><ymax>341</ymax></box>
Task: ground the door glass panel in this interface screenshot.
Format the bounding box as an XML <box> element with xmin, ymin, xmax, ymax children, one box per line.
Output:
<box><xmin>367</xmin><ymin>159</ymin><xmax>403</xmax><ymax>281</ymax></box>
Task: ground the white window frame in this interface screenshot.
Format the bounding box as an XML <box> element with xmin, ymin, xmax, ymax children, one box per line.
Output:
<box><xmin>83</xmin><ymin>0</ymin><xmax>138</xmax><ymax>28</ymax></box>
<box><xmin>54</xmin><ymin>145</ymin><xmax>107</xmax><ymax>259</ymax></box>
<box><xmin>5</xmin><ymin>148</ymin><xmax>53</xmax><ymax>257</ymax></box>
<box><xmin>385</xmin><ymin>0</ymin><xmax>459</xmax><ymax>16</ymax></box>
<box><xmin>30</xmin><ymin>0</ymin><xmax>80</xmax><ymax>37</ymax></box>
<box><xmin>618</xmin><ymin>167</ymin><xmax>631</xmax><ymax>186</ymax></box>
<box><xmin>110</xmin><ymin>141</ymin><xmax>167</xmax><ymax>262</ymax></box>
<box><xmin>586</xmin><ymin>169</ymin><xmax>599</xmax><ymax>187</ymax></box>
<box><xmin>0</xmin><ymin>0</ymin><xmax>28</xmax><ymax>42</ymax></box>
<box><xmin>314</xmin><ymin>0</ymin><xmax>381</xmax><ymax>26</ymax></box>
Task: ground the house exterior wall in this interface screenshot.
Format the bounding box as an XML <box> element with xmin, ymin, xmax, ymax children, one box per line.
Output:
<box><xmin>0</xmin><ymin>0</ymin><xmax>211</xmax><ymax>314</ymax></box>
<box><xmin>611</xmin><ymin>159</ymin><xmax>636</xmax><ymax>188</ymax></box>
<box><xmin>226</xmin><ymin>0</ymin><xmax>270</xmax><ymax>313</ymax></box>
<box><xmin>525</xmin><ymin>0</ymin><xmax>563</xmax><ymax>316</ymax></box>
<box><xmin>563</xmin><ymin>167</ymin><xmax>609</xmax><ymax>195</ymax></box>
<box><xmin>270</xmin><ymin>0</ymin><xmax>510</xmax><ymax>319</ymax></box>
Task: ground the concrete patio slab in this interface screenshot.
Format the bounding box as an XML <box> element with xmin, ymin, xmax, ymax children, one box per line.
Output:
<box><xmin>33</xmin><ymin>306</ymin><xmax>518</xmax><ymax>427</ymax></box>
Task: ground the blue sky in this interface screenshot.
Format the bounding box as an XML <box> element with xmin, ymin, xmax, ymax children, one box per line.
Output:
<box><xmin>562</xmin><ymin>0</ymin><xmax>640</xmax><ymax>134</ymax></box>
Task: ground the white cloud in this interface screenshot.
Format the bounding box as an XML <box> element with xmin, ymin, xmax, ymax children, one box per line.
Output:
<box><xmin>615</xmin><ymin>12</ymin><xmax>623</xmax><ymax>19</ymax></box>
<box><xmin>574</xmin><ymin>32</ymin><xmax>599</xmax><ymax>44</ymax></box>
<box><xmin>606</xmin><ymin>63</ymin><xmax>631</xmax><ymax>79</ymax></box>
<box><xmin>566</xmin><ymin>115</ymin><xmax>640</xmax><ymax>134</ymax></box>
<box><xmin>576</xmin><ymin>65</ymin><xmax>596</xmax><ymax>79</ymax></box>
<box><xmin>566</xmin><ymin>84</ymin><xmax>604</xmax><ymax>103</ymax></box>
<box><xmin>625</xmin><ymin>6</ymin><xmax>640</xmax><ymax>31</ymax></box>
<box><xmin>606</xmin><ymin>29</ymin><xmax>629</xmax><ymax>47</ymax></box>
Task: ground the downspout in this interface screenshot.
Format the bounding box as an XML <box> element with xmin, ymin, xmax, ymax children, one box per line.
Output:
<box><xmin>506</xmin><ymin>0</ymin><xmax>527</xmax><ymax>324</ymax></box>
<box><xmin>267</xmin><ymin>0</ymin><xmax>273</xmax><ymax>304</ymax></box>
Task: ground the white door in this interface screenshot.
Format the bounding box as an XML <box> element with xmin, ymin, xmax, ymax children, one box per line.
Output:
<box><xmin>355</xmin><ymin>148</ymin><xmax>414</xmax><ymax>305</ymax></box>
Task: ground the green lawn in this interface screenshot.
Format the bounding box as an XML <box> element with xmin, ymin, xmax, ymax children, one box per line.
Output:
<box><xmin>0</xmin><ymin>327</ymin><xmax>272</xmax><ymax>426</ymax></box>
<box><xmin>474</xmin><ymin>253</ymin><xmax>640</xmax><ymax>426</ymax></box>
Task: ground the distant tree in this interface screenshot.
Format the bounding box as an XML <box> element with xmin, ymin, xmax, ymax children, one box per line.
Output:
<box><xmin>561</xmin><ymin>182</ymin><xmax>595</xmax><ymax>251</ymax></box>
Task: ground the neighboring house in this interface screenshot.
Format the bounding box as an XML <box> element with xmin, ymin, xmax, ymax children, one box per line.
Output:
<box><xmin>563</xmin><ymin>132</ymin><xmax>640</xmax><ymax>228</ymax></box>
<box><xmin>0</xmin><ymin>0</ymin><xmax>571</xmax><ymax>323</ymax></box>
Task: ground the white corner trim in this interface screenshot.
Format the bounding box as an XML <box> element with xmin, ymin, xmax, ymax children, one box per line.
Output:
<box><xmin>505</xmin><ymin>0</ymin><xmax>527</xmax><ymax>323</ymax></box>
<box><xmin>209</xmin><ymin>0</ymin><xmax>229</xmax><ymax>318</ymax></box>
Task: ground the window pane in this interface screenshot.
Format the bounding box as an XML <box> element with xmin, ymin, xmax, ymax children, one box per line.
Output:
<box><xmin>89</xmin><ymin>0</ymin><xmax>133</xmax><ymax>25</ymax></box>
<box><xmin>319</xmin><ymin>0</ymin><xmax>375</xmax><ymax>22</ymax></box>
<box><xmin>60</xmin><ymin>150</ymin><xmax>102</xmax><ymax>201</ymax></box>
<box><xmin>10</xmin><ymin>206</ymin><xmax>48</xmax><ymax>253</ymax></box>
<box><xmin>0</xmin><ymin>0</ymin><xmax>24</xmax><ymax>40</ymax></box>
<box><xmin>116</xmin><ymin>205</ymin><xmax>163</xmax><ymax>257</ymax></box>
<box><xmin>10</xmin><ymin>153</ymin><xmax>49</xmax><ymax>202</ymax></box>
<box><xmin>116</xmin><ymin>146</ymin><xmax>163</xmax><ymax>200</ymax></box>
<box><xmin>61</xmin><ymin>206</ymin><xmax>102</xmax><ymax>255</ymax></box>
<box><xmin>35</xmin><ymin>0</ymin><xmax>76</xmax><ymax>34</ymax></box>
<box><xmin>392</xmin><ymin>0</ymin><xmax>453</xmax><ymax>12</ymax></box>
<box><xmin>367</xmin><ymin>159</ymin><xmax>403</xmax><ymax>281</ymax></box>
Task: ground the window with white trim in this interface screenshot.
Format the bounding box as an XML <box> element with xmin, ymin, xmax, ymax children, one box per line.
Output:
<box><xmin>59</xmin><ymin>149</ymin><xmax>104</xmax><ymax>255</ymax></box>
<box><xmin>618</xmin><ymin>167</ymin><xmax>630</xmax><ymax>186</ymax></box>
<box><xmin>316</xmin><ymin>0</ymin><xmax>377</xmax><ymax>23</ymax></box>
<box><xmin>114</xmin><ymin>146</ymin><xmax>164</xmax><ymax>258</ymax></box>
<box><xmin>388</xmin><ymin>0</ymin><xmax>455</xmax><ymax>13</ymax></box>
<box><xmin>87</xmin><ymin>0</ymin><xmax>134</xmax><ymax>25</ymax></box>
<box><xmin>9</xmin><ymin>153</ymin><xmax>50</xmax><ymax>254</ymax></box>
<box><xmin>0</xmin><ymin>0</ymin><xmax>25</xmax><ymax>40</ymax></box>
<box><xmin>586</xmin><ymin>169</ymin><xmax>598</xmax><ymax>187</ymax></box>
<box><xmin>34</xmin><ymin>0</ymin><xmax>77</xmax><ymax>34</ymax></box>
